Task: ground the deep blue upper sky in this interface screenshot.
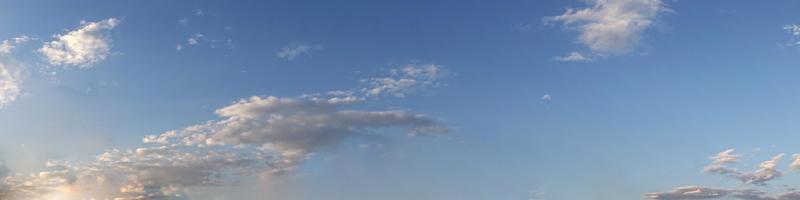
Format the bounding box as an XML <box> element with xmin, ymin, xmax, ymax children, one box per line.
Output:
<box><xmin>1</xmin><ymin>0</ymin><xmax>800</xmax><ymax>199</ymax></box>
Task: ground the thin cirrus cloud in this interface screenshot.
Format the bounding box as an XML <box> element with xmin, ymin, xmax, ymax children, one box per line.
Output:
<box><xmin>276</xmin><ymin>43</ymin><xmax>322</xmax><ymax>60</ymax></box>
<box><xmin>554</xmin><ymin>51</ymin><xmax>593</xmax><ymax>62</ymax></box>
<box><xmin>0</xmin><ymin>64</ymin><xmax>450</xmax><ymax>200</ymax></box>
<box><xmin>38</xmin><ymin>18</ymin><xmax>120</xmax><ymax>69</ymax></box>
<box><xmin>547</xmin><ymin>0</ymin><xmax>667</xmax><ymax>61</ymax></box>
<box><xmin>646</xmin><ymin>149</ymin><xmax>800</xmax><ymax>200</ymax></box>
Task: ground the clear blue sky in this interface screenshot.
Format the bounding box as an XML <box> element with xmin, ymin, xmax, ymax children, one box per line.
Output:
<box><xmin>0</xmin><ymin>0</ymin><xmax>800</xmax><ymax>200</ymax></box>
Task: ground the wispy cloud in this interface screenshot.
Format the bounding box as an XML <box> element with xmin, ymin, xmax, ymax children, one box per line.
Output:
<box><xmin>784</xmin><ymin>24</ymin><xmax>800</xmax><ymax>47</ymax></box>
<box><xmin>0</xmin><ymin>36</ymin><xmax>31</xmax><ymax>54</ymax></box>
<box><xmin>646</xmin><ymin>149</ymin><xmax>800</xmax><ymax>200</ymax></box>
<box><xmin>276</xmin><ymin>43</ymin><xmax>322</xmax><ymax>60</ymax></box>
<box><xmin>703</xmin><ymin>149</ymin><xmax>784</xmax><ymax>185</ymax></box>
<box><xmin>0</xmin><ymin>61</ymin><xmax>22</xmax><ymax>108</ymax></box>
<box><xmin>548</xmin><ymin>0</ymin><xmax>666</xmax><ymax>59</ymax></box>
<box><xmin>362</xmin><ymin>64</ymin><xmax>446</xmax><ymax>97</ymax></box>
<box><xmin>555</xmin><ymin>51</ymin><xmax>593</xmax><ymax>62</ymax></box>
<box><xmin>0</xmin><ymin>36</ymin><xmax>31</xmax><ymax>108</ymax></box>
<box><xmin>38</xmin><ymin>18</ymin><xmax>120</xmax><ymax>68</ymax></box>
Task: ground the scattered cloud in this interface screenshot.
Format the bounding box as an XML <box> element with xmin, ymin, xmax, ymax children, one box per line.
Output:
<box><xmin>703</xmin><ymin>149</ymin><xmax>784</xmax><ymax>185</ymax></box>
<box><xmin>38</xmin><ymin>18</ymin><xmax>120</xmax><ymax>68</ymax></box>
<box><xmin>645</xmin><ymin>186</ymin><xmax>734</xmax><ymax>200</ymax></box>
<box><xmin>785</xmin><ymin>24</ymin><xmax>800</xmax><ymax>47</ymax></box>
<box><xmin>542</xmin><ymin>94</ymin><xmax>551</xmax><ymax>101</ymax></box>
<box><xmin>0</xmin><ymin>61</ymin><xmax>22</xmax><ymax>108</ymax></box>
<box><xmin>194</xmin><ymin>8</ymin><xmax>205</xmax><ymax>16</ymax></box>
<box><xmin>555</xmin><ymin>51</ymin><xmax>593</xmax><ymax>62</ymax></box>
<box><xmin>0</xmin><ymin>66</ymin><xmax>451</xmax><ymax>199</ymax></box>
<box><xmin>548</xmin><ymin>0</ymin><xmax>666</xmax><ymax>58</ymax></box>
<box><xmin>362</xmin><ymin>64</ymin><xmax>446</xmax><ymax>97</ymax></box>
<box><xmin>645</xmin><ymin>149</ymin><xmax>800</xmax><ymax>200</ymax></box>
<box><xmin>646</xmin><ymin>186</ymin><xmax>800</xmax><ymax>200</ymax></box>
<box><xmin>177</xmin><ymin>18</ymin><xmax>188</xmax><ymax>25</ymax></box>
<box><xmin>0</xmin><ymin>36</ymin><xmax>31</xmax><ymax>54</ymax></box>
<box><xmin>187</xmin><ymin>34</ymin><xmax>203</xmax><ymax>45</ymax></box>
<box><xmin>276</xmin><ymin>43</ymin><xmax>322</xmax><ymax>60</ymax></box>
<box><xmin>0</xmin><ymin>37</ymin><xmax>27</xmax><ymax>108</ymax></box>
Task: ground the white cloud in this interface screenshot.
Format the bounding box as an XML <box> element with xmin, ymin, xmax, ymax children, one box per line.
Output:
<box><xmin>785</xmin><ymin>24</ymin><xmax>800</xmax><ymax>47</ymax></box>
<box><xmin>187</xmin><ymin>34</ymin><xmax>203</xmax><ymax>45</ymax></box>
<box><xmin>555</xmin><ymin>51</ymin><xmax>593</xmax><ymax>62</ymax></box>
<box><xmin>178</xmin><ymin>18</ymin><xmax>189</xmax><ymax>25</ymax></box>
<box><xmin>709</xmin><ymin>149</ymin><xmax>740</xmax><ymax>165</ymax></box>
<box><xmin>646</xmin><ymin>149</ymin><xmax>800</xmax><ymax>200</ymax></box>
<box><xmin>362</xmin><ymin>64</ymin><xmax>445</xmax><ymax>97</ymax></box>
<box><xmin>276</xmin><ymin>43</ymin><xmax>322</xmax><ymax>60</ymax></box>
<box><xmin>548</xmin><ymin>0</ymin><xmax>666</xmax><ymax>57</ymax></box>
<box><xmin>0</xmin><ymin>61</ymin><xmax>22</xmax><ymax>108</ymax></box>
<box><xmin>0</xmin><ymin>67</ymin><xmax>450</xmax><ymax>199</ymax></box>
<box><xmin>38</xmin><ymin>18</ymin><xmax>120</xmax><ymax>68</ymax></box>
<box><xmin>704</xmin><ymin>150</ymin><xmax>784</xmax><ymax>185</ymax></box>
<box><xmin>0</xmin><ymin>93</ymin><xmax>448</xmax><ymax>200</ymax></box>
<box><xmin>542</xmin><ymin>94</ymin><xmax>552</xmax><ymax>101</ymax></box>
<box><xmin>0</xmin><ymin>36</ymin><xmax>31</xmax><ymax>54</ymax></box>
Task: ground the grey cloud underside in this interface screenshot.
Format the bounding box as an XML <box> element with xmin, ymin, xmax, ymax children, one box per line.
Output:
<box><xmin>645</xmin><ymin>186</ymin><xmax>800</xmax><ymax>200</ymax></box>
<box><xmin>0</xmin><ymin>64</ymin><xmax>448</xmax><ymax>200</ymax></box>
<box><xmin>646</xmin><ymin>149</ymin><xmax>800</xmax><ymax>200</ymax></box>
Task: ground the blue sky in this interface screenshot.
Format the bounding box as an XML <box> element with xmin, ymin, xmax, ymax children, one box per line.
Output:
<box><xmin>1</xmin><ymin>0</ymin><xmax>800</xmax><ymax>199</ymax></box>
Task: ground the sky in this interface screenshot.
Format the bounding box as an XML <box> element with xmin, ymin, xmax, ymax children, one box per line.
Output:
<box><xmin>1</xmin><ymin>0</ymin><xmax>800</xmax><ymax>199</ymax></box>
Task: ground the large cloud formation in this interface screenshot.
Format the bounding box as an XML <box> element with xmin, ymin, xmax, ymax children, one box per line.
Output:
<box><xmin>39</xmin><ymin>18</ymin><xmax>120</xmax><ymax>68</ymax></box>
<box><xmin>646</xmin><ymin>149</ymin><xmax>800</xmax><ymax>200</ymax></box>
<box><xmin>548</xmin><ymin>0</ymin><xmax>666</xmax><ymax>60</ymax></box>
<box><xmin>0</xmin><ymin>64</ymin><xmax>449</xmax><ymax>200</ymax></box>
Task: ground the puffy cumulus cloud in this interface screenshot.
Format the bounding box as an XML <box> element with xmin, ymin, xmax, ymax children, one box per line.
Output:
<box><xmin>0</xmin><ymin>84</ymin><xmax>448</xmax><ymax>199</ymax></box>
<box><xmin>362</xmin><ymin>64</ymin><xmax>446</xmax><ymax>97</ymax></box>
<box><xmin>548</xmin><ymin>0</ymin><xmax>666</xmax><ymax>57</ymax></box>
<box><xmin>276</xmin><ymin>43</ymin><xmax>322</xmax><ymax>60</ymax></box>
<box><xmin>0</xmin><ymin>60</ymin><xmax>23</xmax><ymax>108</ymax></box>
<box><xmin>38</xmin><ymin>18</ymin><xmax>120</xmax><ymax>68</ymax></box>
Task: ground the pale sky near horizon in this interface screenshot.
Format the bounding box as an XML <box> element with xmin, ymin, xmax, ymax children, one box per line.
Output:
<box><xmin>1</xmin><ymin>0</ymin><xmax>800</xmax><ymax>200</ymax></box>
